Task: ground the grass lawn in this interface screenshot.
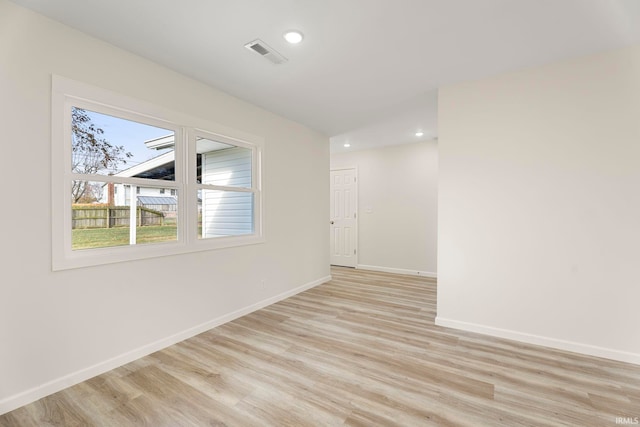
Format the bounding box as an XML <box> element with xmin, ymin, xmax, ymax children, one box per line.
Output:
<box><xmin>72</xmin><ymin>225</ymin><xmax>178</xmax><ymax>250</ymax></box>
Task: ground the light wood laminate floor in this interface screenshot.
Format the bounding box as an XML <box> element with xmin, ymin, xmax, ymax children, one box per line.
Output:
<box><xmin>1</xmin><ymin>267</ymin><xmax>639</xmax><ymax>426</ymax></box>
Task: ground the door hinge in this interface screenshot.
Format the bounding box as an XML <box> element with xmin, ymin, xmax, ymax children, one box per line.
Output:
<box><xmin>354</xmin><ymin>213</ymin><xmax>356</xmax><ymax>219</ymax></box>
<box><xmin>354</xmin><ymin>249</ymin><xmax>357</xmax><ymax>255</ymax></box>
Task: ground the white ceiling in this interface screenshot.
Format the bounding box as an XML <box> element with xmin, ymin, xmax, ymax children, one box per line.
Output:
<box><xmin>10</xmin><ymin>0</ymin><xmax>640</xmax><ymax>152</ymax></box>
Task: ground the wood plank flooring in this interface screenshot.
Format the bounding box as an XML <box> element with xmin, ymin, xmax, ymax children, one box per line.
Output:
<box><xmin>1</xmin><ymin>267</ymin><xmax>639</xmax><ymax>426</ymax></box>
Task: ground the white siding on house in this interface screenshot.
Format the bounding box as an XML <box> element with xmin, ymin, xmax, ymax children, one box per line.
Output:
<box><xmin>201</xmin><ymin>147</ymin><xmax>253</xmax><ymax>237</ymax></box>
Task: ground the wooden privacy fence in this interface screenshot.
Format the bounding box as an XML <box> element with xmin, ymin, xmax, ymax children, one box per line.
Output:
<box><xmin>72</xmin><ymin>205</ymin><xmax>164</xmax><ymax>229</ymax></box>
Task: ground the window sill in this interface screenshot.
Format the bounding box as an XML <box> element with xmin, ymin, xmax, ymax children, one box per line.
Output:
<box><xmin>52</xmin><ymin>234</ymin><xmax>266</xmax><ymax>271</ymax></box>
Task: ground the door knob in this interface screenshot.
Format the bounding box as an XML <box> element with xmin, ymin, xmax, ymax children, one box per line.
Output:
<box><xmin>330</xmin><ymin>221</ymin><xmax>334</xmax><ymax>225</ymax></box>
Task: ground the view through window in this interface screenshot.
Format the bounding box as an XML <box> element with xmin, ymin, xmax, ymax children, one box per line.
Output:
<box><xmin>53</xmin><ymin>76</ymin><xmax>264</xmax><ymax>270</ymax></box>
<box><xmin>70</xmin><ymin>107</ymin><xmax>178</xmax><ymax>250</ymax></box>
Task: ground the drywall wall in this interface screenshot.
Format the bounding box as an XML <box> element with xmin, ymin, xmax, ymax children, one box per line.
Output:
<box><xmin>0</xmin><ymin>0</ymin><xmax>329</xmax><ymax>413</ymax></box>
<box><xmin>331</xmin><ymin>141</ymin><xmax>438</xmax><ymax>276</ymax></box>
<box><xmin>437</xmin><ymin>44</ymin><xmax>640</xmax><ymax>364</ymax></box>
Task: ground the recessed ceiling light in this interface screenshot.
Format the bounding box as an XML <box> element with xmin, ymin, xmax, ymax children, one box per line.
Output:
<box><xmin>343</xmin><ymin>143</ymin><xmax>351</xmax><ymax>148</ymax></box>
<box><xmin>415</xmin><ymin>131</ymin><xmax>424</xmax><ymax>137</ymax></box>
<box><xmin>283</xmin><ymin>30</ymin><xmax>304</xmax><ymax>44</ymax></box>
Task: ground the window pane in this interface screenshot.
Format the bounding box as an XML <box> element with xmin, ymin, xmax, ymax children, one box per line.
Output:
<box><xmin>196</xmin><ymin>137</ymin><xmax>252</xmax><ymax>188</ymax></box>
<box><xmin>71</xmin><ymin>181</ymin><xmax>177</xmax><ymax>250</ymax></box>
<box><xmin>198</xmin><ymin>190</ymin><xmax>253</xmax><ymax>239</ymax></box>
<box><xmin>71</xmin><ymin>107</ymin><xmax>175</xmax><ymax>180</ymax></box>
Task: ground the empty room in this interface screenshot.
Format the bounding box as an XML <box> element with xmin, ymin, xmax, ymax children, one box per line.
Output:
<box><xmin>1</xmin><ymin>0</ymin><xmax>640</xmax><ymax>425</ymax></box>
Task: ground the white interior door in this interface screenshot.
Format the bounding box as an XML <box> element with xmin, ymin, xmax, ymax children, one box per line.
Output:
<box><xmin>330</xmin><ymin>168</ymin><xmax>357</xmax><ymax>267</ymax></box>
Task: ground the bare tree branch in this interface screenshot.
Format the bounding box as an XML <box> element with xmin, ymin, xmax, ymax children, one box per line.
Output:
<box><xmin>71</xmin><ymin>108</ymin><xmax>132</xmax><ymax>203</ymax></box>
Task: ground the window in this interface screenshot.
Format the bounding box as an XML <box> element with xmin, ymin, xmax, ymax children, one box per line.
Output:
<box><xmin>196</xmin><ymin>135</ymin><xmax>254</xmax><ymax>239</ymax></box>
<box><xmin>52</xmin><ymin>76</ymin><xmax>264</xmax><ymax>270</ymax></box>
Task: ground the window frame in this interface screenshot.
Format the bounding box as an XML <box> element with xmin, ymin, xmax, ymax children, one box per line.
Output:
<box><xmin>52</xmin><ymin>75</ymin><xmax>264</xmax><ymax>271</ymax></box>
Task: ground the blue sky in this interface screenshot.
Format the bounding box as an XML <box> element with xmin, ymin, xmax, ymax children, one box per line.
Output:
<box><xmin>83</xmin><ymin>109</ymin><xmax>172</xmax><ymax>173</ymax></box>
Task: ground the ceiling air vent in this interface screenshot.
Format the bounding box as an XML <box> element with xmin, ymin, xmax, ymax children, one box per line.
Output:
<box><xmin>244</xmin><ymin>39</ymin><xmax>288</xmax><ymax>65</ymax></box>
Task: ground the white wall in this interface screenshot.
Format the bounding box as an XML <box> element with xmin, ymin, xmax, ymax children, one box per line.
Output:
<box><xmin>331</xmin><ymin>141</ymin><xmax>438</xmax><ymax>276</ymax></box>
<box><xmin>0</xmin><ymin>0</ymin><xmax>329</xmax><ymax>413</ymax></box>
<box><xmin>437</xmin><ymin>44</ymin><xmax>640</xmax><ymax>364</ymax></box>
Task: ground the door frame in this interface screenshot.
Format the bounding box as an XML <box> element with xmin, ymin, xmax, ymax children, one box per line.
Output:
<box><xmin>330</xmin><ymin>166</ymin><xmax>358</xmax><ymax>267</ymax></box>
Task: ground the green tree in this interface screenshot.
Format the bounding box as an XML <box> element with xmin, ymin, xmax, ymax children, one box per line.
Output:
<box><xmin>71</xmin><ymin>107</ymin><xmax>132</xmax><ymax>203</ymax></box>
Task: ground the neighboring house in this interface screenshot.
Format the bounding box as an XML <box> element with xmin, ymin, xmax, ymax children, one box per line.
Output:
<box><xmin>107</xmin><ymin>183</ymin><xmax>177</xmax><ymax>207</ymax></box>
<box><xmin>101</xmin><ymin>135</ymin><xmax>253</xmax><ymax>237</ymax></box>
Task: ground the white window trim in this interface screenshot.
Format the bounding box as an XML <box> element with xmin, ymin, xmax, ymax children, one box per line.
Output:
<box><xmin>52</xmin><ymin>75</ymin><xmax>264</xmax><ymax>271</ymax></box>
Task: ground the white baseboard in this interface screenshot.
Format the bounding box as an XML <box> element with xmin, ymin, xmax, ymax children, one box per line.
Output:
<box><xmin>0</xmin><ymin>275</ymin><xmax>331</xmax><ymax>416</ymax></box>
<box><xmin>435</xmin><ymin>316</ymin><xmax>640</xmax><ymax>366</ymax></box>
<box><xmin>357</xmin><ymin>264</ymin><xmax>437</xmax><ymax>278</ymax></box>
